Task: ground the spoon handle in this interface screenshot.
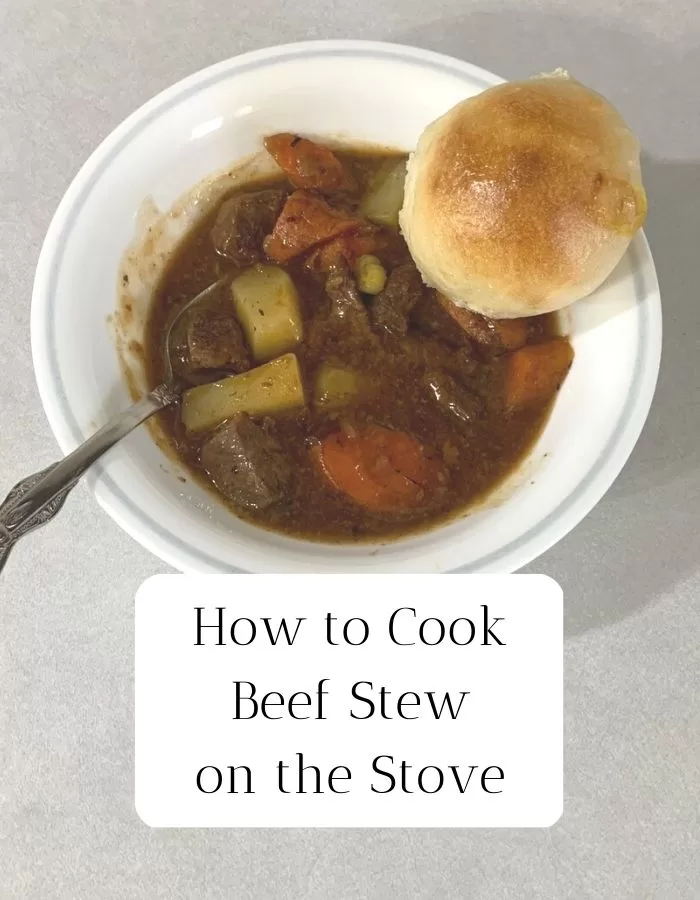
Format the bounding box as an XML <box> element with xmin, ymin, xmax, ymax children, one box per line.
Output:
<box><xmin>0</xmin><ymin>384</ymin><xmax>177</xmax><ymax>574</ymax></box>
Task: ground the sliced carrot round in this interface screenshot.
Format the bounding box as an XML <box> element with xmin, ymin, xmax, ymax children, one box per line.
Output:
<box><xmin>312</xmin><ymin>425</ymin><xmax>446</xmax><ymax>512</ymax></box>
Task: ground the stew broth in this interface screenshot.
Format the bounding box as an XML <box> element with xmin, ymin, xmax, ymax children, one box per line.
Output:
<box><xmin>145</xmin><ymin>145</ymin><xmax>572</xmax><ymax>542</ymax></box>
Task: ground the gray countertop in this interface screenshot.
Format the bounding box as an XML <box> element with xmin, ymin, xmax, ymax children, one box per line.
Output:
<box><xmin>2</xmin><ymin>1</ymin><xmax>699</xmax><ymax>898</ymax></box>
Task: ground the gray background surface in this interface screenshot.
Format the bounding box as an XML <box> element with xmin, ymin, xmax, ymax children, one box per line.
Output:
<box><xmin>1</xmin><ymin>0</ymin><xmax>699</xmax><ymax>897</ymax></box>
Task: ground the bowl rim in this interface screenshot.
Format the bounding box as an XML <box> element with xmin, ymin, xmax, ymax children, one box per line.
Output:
<box><xmin>30</xmin><ymin>39</ymin><xmax>662</xmax><ymax>573</ymax></box>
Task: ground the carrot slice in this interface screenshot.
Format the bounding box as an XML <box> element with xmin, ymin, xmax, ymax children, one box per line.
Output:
<box><xmin>312</xmin><ymin>434</ymin><xmax>392</xmax><ymax>510</ymax></box>
<box><xmin>312</xmin><ymin>424</ymin><xmax>446</xmax><ymax>512</ymax></box>
<box><xmin>504</xmin><ymin>338</ymin><xmax>574</xmax><ymax>409</ymax></box>
<box><xmin>264</xmin><ymin>133</ymin><xmax>357</xmax><ymax>193</ymax></box>
<box><xmin>264</xmin><ymin>191</ymin><xmax>363</xmax><ymax>264</ymax></box>
<box><xmin>436</xmin><ymin>294</ymin><xmax>530</xmax><ymax>352</ymax></box>
<box><xmin>304</xmin><ymin>228</ymin><xmax>386</xmax><ymax>273</ymax></box>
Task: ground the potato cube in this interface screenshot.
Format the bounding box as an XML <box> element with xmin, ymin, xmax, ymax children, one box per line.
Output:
<box><xmin>360</xmin><ymin>159</ymin><xmax>406</xmax><ymax>229</ymax></box>
<box><xmin>181</xmin><ymin>353</ymin><xmax>305</xmax><ymax>433</ymax></box>
<box><xmin>232</xmin><ymin>264</ymin><xmax>303</xmax><ymax>362</ymax></box>
<box><xmin>314</xmin><ymin>363</ymin><xmax>365</xmax><ymax>409</ymax></box>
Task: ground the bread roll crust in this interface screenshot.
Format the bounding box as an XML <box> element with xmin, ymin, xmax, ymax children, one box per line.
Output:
<box><xmin>399</xmin><ymin>73</ymin><xmax>647</xmax><ymax>318</ymax></box>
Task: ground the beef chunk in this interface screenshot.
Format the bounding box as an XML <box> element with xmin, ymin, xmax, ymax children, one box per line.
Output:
<box><xmin>446</xmin><ymin>347</ymin><xmax>480</xmax><ymax>385</ymax></box>
<box><xmin>413</xmin><ymin>291</ymin><xmax>528</xmax><ymax>354</ymax></box>
<box><xmin>411</xmin><ymin>290</ymin><xmax>473</xmax><ymax>348</ymax></box>
<box><xmin>371</xmin><ymin>263</ymin><xmax>425</xmax><ymax>338</ymax></box>
<box><xmin>423</xmin><ymin>371</ymin><xmax>483</xmax><ymax>429</ymax></box>
<box><xmin>401</xmin><ymin>333</ymin><xmax>478</xmax><ymax>385</ymax></box>
<box><xmin>211</xmin><ymin>189</ymin><xmax>286</xmax><ymax>266</ymax></box>
<box><xmin>186</xmin><ymin>311</ymin><xmax>250</xmax><ymax>374</ymax></box>
<box><xmin>325</xmin><ymin>267</ymin><xmax>370</xmax><ymax>325</ymax></box>
<box><xmin>443</xmin><ymin>302</ymin><xmax>529</xmax><ymax>353</ymax></box>
<box><xmin>200</xmin><ymin>415</ymin><xmax>291</xmax><ymax>511</ymax></box>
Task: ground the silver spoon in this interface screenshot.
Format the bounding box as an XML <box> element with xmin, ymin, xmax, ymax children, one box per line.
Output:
<box><xmin>0</xmin><ymin>276</ymin><xmax>229</xmax><ymax>573</ymax></box>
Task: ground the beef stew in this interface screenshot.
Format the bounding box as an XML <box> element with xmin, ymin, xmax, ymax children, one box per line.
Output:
<box><xmin>145</xmin><ymin>139</ymin><xmax>573</xmax><ymax>542</ymax></box>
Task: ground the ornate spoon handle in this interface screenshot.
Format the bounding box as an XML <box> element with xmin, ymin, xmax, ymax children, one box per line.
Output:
<box><xmin>0</xmin><ymin>384</ymin><xmax>177</xmax><ymax>573</ymax></box>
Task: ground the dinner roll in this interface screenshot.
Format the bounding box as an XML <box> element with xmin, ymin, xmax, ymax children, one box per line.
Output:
<box><xmin>399</xmin><ymin>71</ymin><xmax>647</xmax><ymax>318</ymax></box>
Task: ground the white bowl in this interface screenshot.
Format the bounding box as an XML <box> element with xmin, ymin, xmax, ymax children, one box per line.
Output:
<box><xmin>31</xmin><ymin>40</ymin><xmax>662</xmax><ymax>573</ymax></box>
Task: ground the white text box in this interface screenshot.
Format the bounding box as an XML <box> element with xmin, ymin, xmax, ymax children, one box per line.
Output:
<box><xmin>135</xmin><ymin>574</ymin><xmax>562</xmax><ymax>827</ymax></box>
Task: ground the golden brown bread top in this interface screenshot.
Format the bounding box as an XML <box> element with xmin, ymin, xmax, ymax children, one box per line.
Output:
<box><xmin>400</xmin><ymin>73</ymin><xmax>647</xmax><ymax>317</ymax></box>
